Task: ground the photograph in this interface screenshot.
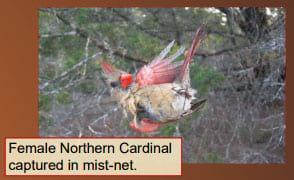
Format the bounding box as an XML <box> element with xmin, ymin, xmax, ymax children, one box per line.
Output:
<box><xmin>38</xmin><ymin>8</ymin><xmax>285</xmax><ymax>163</ymax></box>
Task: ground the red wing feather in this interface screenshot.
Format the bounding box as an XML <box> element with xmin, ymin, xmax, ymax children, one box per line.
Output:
<box><xmin>136</xmin><ymin>42</ymin><xmax>184</xmax><ymax>87</ymax></box>
<box><xmin>136</xmin><ymin>60</ymin><xmax>182</xmax><ymax>87</ymax></box>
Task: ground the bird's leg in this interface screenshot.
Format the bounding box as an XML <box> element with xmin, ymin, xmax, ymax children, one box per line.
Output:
<box><xmin>119</xmin><ymin>93</ymin><xmax>130</xmax><ymax>118</ymax></box>
<box><xmin>122</xmin><ymin>109</ymin><xmax>128</xmax><ymax>118</ymax></box>
<box><xmin>133</xmin><ymin>113</ymin><xmax>139</xmax><ymax>129</ymax></box>
<box><xmin>120</xmin><ymin>91</ymin><xmax>130</xmax><ymax>105</ymax></box>
<box><xmin>130</xmin><ymin>108</ymin><xmax>139</xmax><ymax>129</ymax></box>
<box><xmin>131</xmin><ymin>84</ymin><xmax>140</xmax><ymax>93</ymax></box>
<box><xmin>126</xmin><ymin>90</ymin><xmax>161</xmax><ymax>133</ymax></box>
<box><xmin>127</xmin><ymin>96</ymin><xmax>140</xmax><ymax>128</ymax></box>
<box><xmin>120</xmin><ymin>84</ymin><xmax>140</xmax><ymax>108</ymax></box>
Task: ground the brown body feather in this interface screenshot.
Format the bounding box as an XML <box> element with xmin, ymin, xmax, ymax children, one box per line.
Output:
<box><xmin>123</xmin><ymin>83</ymin><xmax>200</xmax><ymax>123</ymax></box>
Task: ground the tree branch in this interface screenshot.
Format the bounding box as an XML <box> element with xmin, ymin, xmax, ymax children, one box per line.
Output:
<box><xmin>39</xmin><ymin>31</ymin><xmax>77</xmax><ymax>38</ymax></box>
<box><xmin>39</xmin><ymin>52</ymin><xmax>101</xmax><ymax>92</ymax></box>
<box><xmin>54</xmin><ymin>11</ymin><xmax>147</xmax><ymax>64</ymax></box>
<box><xmin>196</xmin><ymin>45</ymin><xmax>246</xmax><ymax>57</ymax></box>
<box><xmin>112</xmin><ymin>9</ymin><xmax>168</xmax><ymax>42</ymax></box>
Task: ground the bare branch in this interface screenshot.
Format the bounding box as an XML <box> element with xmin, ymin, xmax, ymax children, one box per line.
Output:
<box><xmin>39</xmin><ymin>31</ymin><xmax>77</xmax><ymax>38</ymax></box>
<box><xmin>39</xmin><ymin>52</ymin><xmax>100</xmax><ymax>92</ymax></box>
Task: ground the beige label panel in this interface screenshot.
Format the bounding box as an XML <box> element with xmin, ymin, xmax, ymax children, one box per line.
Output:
<box><xmin>5</xmin><ymin>138</ymin><xmax>181</xmax><ymax>175</ymax></box>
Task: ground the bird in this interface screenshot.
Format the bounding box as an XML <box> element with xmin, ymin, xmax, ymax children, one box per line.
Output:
<box><xmin>101</xmin><ymin>24</ymin><xmax>206</xmax><ymax>133</ymax></box>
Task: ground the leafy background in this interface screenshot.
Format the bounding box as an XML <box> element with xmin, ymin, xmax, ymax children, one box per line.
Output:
<box><xmin>39</xmin><ymin>8</ymin><xmax>285</xmax><ymax>163</ymax></box>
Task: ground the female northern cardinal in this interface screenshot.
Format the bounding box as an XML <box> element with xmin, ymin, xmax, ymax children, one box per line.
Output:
<box><xmin>101</xmin><ymin>25</ymin><xmax>206</xmax><ymax>133</ymax></box>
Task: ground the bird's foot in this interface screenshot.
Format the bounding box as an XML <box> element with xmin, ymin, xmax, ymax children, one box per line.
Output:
<box><xmin>129</xmin><ymin>118</ymin><xmax>161</xmax><ymax>133</ymax></box>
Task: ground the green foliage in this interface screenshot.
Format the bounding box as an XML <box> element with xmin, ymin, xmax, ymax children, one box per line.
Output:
<box><xmin>39</xmin><ymin>115</ymin><xmax>54</xmax><ymax>130</ymax></box>
<box><xmin>39</xmin><ymin>94</ymin><xmax>52</xmax><ymax>112</ymax></box>
<box><xmin>77</xmin><ymin>81</ymin><xmax>97</xmax><ymax>94</ymax></box>
<box><xmin>39</xmin><ymin>38</ymin><xmax>59</xmax><ymax>57</ymax></box>
<box><xmin>75</xmin><ymin>9</ymin><xmax>90</xmax><ymax>25</ymax></box>
<box><xmin>191</xmin><ymin>63</ymin><xmax>225</xmax><ymax>95</ymax></box>
<box><xmin>39</xmin><ymin>11</ymin><xmax>58</xmax><ymax>34</ymax></box>
<box><xmin>56</xmin><ymin>91</ymin><xmax>72</xmax><ymax>105</ymax></box>
<box><xmin>42</xmin><ymin>67</ymin><xmax>55</xmax><ymax>81</ymax></box>
<box><xmin>97</xmin><ymin>23</ymin><xmax>122</xmax><ymax>44</ymax></box>
<box><xmin>203</xmin><ymin>152</ymin><xmax>224</xmax><ymax>163</ymax></box>
<box><xmin>254</xmin><ymin>129</ymin><xmax>272</xmax><ymax>144</ymax></box>
<box><xmin>64</xmin><ymin>57</ymin><xmax>78</xmax><ymax>69</ymax></box>
<box><xmin>61</xmin><ymin>38</ymin><xmax>85</xmax><ymax>69</ymax></box>
<box><xmin>160</xmin><ymin>124</ymin><xmax>176</xmax><ymax>136</ymax></box>
<box><xmin>179</xmin><ymin>115</ymin><xmax>196</xmax><ymax>131</ymax></box>
<box><xmin>124</xmin><ymin>28</ymin><xmax>161</xmax><ymax>60</ymax></box>
<box><xmin>238</xmin><ymin>126</ymin><xmax>251</xmax><ymax>144</ymax></box>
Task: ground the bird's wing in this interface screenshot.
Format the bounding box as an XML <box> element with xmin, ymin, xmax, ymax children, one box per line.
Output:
<box><xmin>136</xmin><ymin>40</ymin><xmax>185</xmax><ymax>87</ymax></box>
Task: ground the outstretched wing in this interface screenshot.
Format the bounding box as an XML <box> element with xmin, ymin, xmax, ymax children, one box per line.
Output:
<box><xmin>136</xmin><ymin>40</ymin><xmax>185</xmax><ymax>87</ymax></box>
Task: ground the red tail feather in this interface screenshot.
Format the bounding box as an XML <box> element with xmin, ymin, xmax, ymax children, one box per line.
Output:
<box><xmin>179</xmin><ymin>24</ymin><xmax>205</xmax><ymax>81</ymax></box>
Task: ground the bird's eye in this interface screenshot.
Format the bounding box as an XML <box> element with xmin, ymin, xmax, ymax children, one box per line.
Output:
<box><xmin>110</xmin><ymin>81</ymin><xmax>118</xmax><ymax>87</ymax></box>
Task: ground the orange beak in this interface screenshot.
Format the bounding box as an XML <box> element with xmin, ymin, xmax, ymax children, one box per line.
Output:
<box><xmin>120</xmin><ymin>73</ymin><xmax>133</xmax><ymax>89</ymax></box>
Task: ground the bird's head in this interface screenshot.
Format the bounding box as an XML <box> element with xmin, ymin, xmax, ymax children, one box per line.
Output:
<box><xmin>100</xmin><ymin>61</ymin><xmax>133</xmax><ymax>90</ymax></box>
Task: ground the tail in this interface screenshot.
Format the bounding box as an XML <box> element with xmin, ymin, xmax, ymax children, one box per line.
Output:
<box><xmin>179</xmin><ymin>24</ymin><xmax>205</xmax><ymax>82</ymax></box>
